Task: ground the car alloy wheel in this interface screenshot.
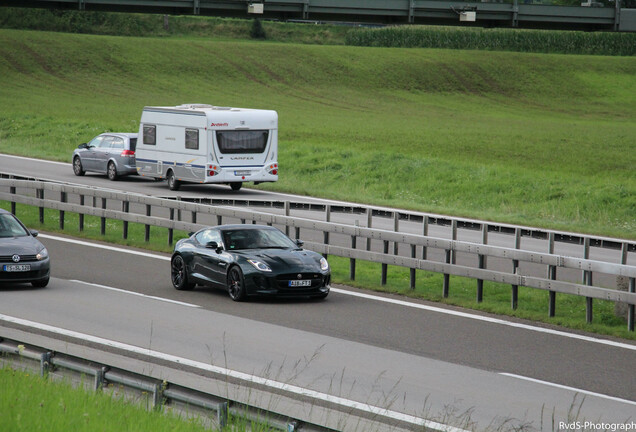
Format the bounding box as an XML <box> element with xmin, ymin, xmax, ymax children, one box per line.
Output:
<box><xmin>107</xmin><ymin>161</ymin><xmax>118</xmax><ymax>181</ymax></box>
<box><xmin>227</xmin><ymin>266</ymin><xmax>246</xmax><ymax>301</ymax></box>
<box><xmin>171</xmin><ymin>255</ymin><xmax>194</xmax><ymax>290</ymax></box>
<box><xmin>73</xmin><ymin>157</ymin><xmax>85</xmax><ymax>176</ymax></box>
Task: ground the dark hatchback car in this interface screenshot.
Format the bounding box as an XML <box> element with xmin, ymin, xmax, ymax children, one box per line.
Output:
<box><xmin>72</xmin><ymin>132</ymin><xmax>138</xmax><ymax>180</ymax></box>
<box><xmin>171</xmin><ymin>224</ymin><xmax>330</xmax><ymax>301</ymax></box>
<box><xmin>0</xmin><ymin>209</ymin><xmax>50</xmax><ymax>288</ymax></box>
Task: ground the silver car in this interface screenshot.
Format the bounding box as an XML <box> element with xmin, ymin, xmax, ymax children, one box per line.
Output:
<box><xmin>72</xmin><ymin>133</ymin><xmax>138</xmax><ymax>180</ymax></box>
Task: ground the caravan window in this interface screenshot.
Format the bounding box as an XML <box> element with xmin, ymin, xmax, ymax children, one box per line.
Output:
<box><xmin>216</xmin><ymin>130</ymin><xmax>268</xmax><ymax>154</ymax></box>
<box><xmin>143</xmin><ymin>125</ymin><xmax>156</xmax><ymax>145</ymax></box>
<box><xmin>185</xmin><ymin>128</ymin><xmax>199</xmax><ymax>150</ymax></box>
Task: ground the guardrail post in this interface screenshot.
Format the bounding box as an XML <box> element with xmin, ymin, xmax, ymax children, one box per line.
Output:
<box><xmin>548</xmin><ymin>232</ymin><xmax>556</xmax><ymax>317</ymax></box>
<box><xmin>285</xmin><ymin>201</ymin><xmax>290</xmax><ymax>236</ymax></box>
<box><xmin>122</xmin><ymin>201</ymin><xmax>129</xmax><ymax>239</ymax></box>
<box><xmin>217</xmin><ymin>215</ymin><xmax>223</xmax><ymax>226</ymax></box>
<box><xmin>323</xmin><ymin>205</ymin><xmax>331</xmax><ymax>259</ymax></box>
<box><xmin>145</xmin><ymin>204</ymin><xmax>151</xmax><ymax>242</ymax></box>
<box><xmin>629</xmin><ymin>277</ymin><xmax>635</xmax><ymax>332</ymax></box>
<box><xmin>38</xmin><ymin>188</ymin><xmax>45</xmax><ymax>224</ymax></box>
<box><xmin>443</xmin><ymin>249</ymin><xmax>451</xmax><ymax>298</ymax></box>
<box><xmin>511</xmin><ymin>228</ymin><xmax>521</xmax><ymax>310</ymax></box>
<box><xmin>583</xmin><ymin>237</ymin><xmax>593</xmax><ymax>323</ymax></box>
<box><xmin>477</xmin><ymin>223</ymin><xmax>487</xmax><ymax>302</ymax></box>
<box><xmin>381</xmin><ymin>240</ymin><xmax>389</xmax><ymax>285</ymax></box>
<box><xmin>393</xmin><ymin>212</ymin><xmax>399</xmax><ymax>256</ymax></box>
<box><xmin>410</xmin><ymin>244</ymin><xmax>416</xmax><ymax>290</ymax></box>
<box><xmin>101</xmin><ymin>198</ymin><xmax>107</xmax><ymax>235</ymax></box>
<box><xmin>10</xmin><ymin>185</ymin><xmax>16</xmax><ymax>215</ymax></box>
<box><xmin>422</xmin><ymin>215</ymin><xmax>428</xmax><ymax>260</ymax></box>
<box><xmin>192</xmin><ymin>209</ymin><xmax>197</xmax><ymax>224</ymax></box>
<box><xmin>350</xmin><ymin>221</ymin><xmax>357</xmax><ymax>280</ymax></box>
<box><xmin>366</xmin><ymin>208</ymin><xmax>372</xmax><ymax>251</ymax></box>
<box><xmin>60</xmin><ymin>191</ymin><xmax>66</xmax><ymax>230</ymax></box>
<box><xmin>79</xmin><ymin>195</ymin><xmax>84</xmax><ymax>231</ymax></box>
<box><xmin>168</xmin><ymin>208</ymin><xmax>174</xmax><ymax>246</ymax></box>
<box><xmin>295</xmin><ymin>227</ymin><xmax>300</xmax><ymax>240</ymax></box>
<box><xmin>451</xmin><ymin>220</ymin><xmax>457</xmax><ymax>264</ymax></box>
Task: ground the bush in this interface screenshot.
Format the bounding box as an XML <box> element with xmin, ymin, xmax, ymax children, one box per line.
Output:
<box><xmin>250</xmin><ymin>18</ymin><xmax>266</xmax><ymax>40</ymax></box>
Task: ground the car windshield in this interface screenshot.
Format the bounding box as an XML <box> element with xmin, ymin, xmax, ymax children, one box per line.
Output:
<box><xmin>0</xmin><ymin>214</ymin><xmax>30</xmax><ymax>238</ymax></box>
<box><xmin>222</xmin><ymin>228</ymin><xmax>297</xmax><ymax>251</ymax></box>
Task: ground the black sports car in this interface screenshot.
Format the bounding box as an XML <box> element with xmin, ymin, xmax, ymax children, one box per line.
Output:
<box><xmin>0</xmin><ymin>209</ymin><xmax>50</xmax><ymax>288</ymax></box>
<box><xmin>171</xmin><ymin>224</ymin><xmax>330</xmax><ymax>301</ymax></box>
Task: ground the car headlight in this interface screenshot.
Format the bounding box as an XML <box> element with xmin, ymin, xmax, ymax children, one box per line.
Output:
<box><xmin>320</xmin><ymin>257</ymin><xmax>329</xmax><ymax>271</ymax></box>
<box><xmin>248</xmin><ymin>259</ymin><xmax>272</xmax><ymax>272</ymax></box>
<box><xmin>36</xmin><ymin>248</ymin><xmax>49</xmax><ymax>261</ymax></box>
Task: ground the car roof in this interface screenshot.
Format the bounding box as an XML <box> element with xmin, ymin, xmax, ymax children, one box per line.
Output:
<box><xmin>0</xmin><ymin>208</ymin><xmax>13</xmax><ymax>216</ymax></box>
<box><xmin>100</xmin><ymin>133</ymin><xmax>138</xmax><ymax>139</ymax></box>
<box><xmin>208</xmin><ymin>224</ymin><xmax>276</xmax><ymax>231</ymax></box>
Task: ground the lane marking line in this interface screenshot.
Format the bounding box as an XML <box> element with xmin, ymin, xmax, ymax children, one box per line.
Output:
<box><xmin>39</xmin><ymin>233</ymin><xmax>636</xmax><ymax>352</ymax></box>
<box><xmin>0</xmin><ymin>313</ymin><xmax>468</xmax><ymax>432</ymax></box>
<box><xmin>499</xmin><ymin>373</ymin><xmax>636</xmax><ymax>406</ymax></box>
<box><xmin>69</xmin><ymin>280</ymin><xmax>200</xmax><ymax>308</ymax></box>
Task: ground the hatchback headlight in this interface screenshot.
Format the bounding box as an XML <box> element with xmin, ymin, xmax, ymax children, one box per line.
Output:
<box><xmin>36</xmin><ymin>248</ymin><xmax>49</xmax><ymax>261</ymax></box>
<box><xmin>320</xmin><ymin>257</ymin><xmax>329</xmax><ymax>271</ymax></box>
<box><xmin>248</xmin><ymin>259</ymin><xmax>272</xmax><ymax>272</ymax></box>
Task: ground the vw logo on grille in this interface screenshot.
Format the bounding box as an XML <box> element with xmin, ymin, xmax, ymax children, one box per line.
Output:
<box><xmin>12</xmin><ymin>254</ymin><xmax>20</xmax><ymax>263</ymax></box>
<box><xmin>297</xmin><ymin>274</ymin><xmax>302</xmax><ymax>279</ymax></box>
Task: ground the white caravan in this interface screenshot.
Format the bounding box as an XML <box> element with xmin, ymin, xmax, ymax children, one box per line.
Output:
<box><xmin>135</xmin><ymin>104</ymin><xmax>278</xmax><ymax>191</ymax></box>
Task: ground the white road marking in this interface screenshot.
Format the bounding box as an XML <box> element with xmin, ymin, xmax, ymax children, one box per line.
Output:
<box><xmin>69</xmin><ymin>280</ymin><xmax>200</xmax><ymax>308</ymax></box>
<box><xmin>39</xmin><ymin>233</ymin><xmax>636</xmax><ymax>352</ymax></box>
<box><xmin>499</xmin><ymin>373</ymin><xmax>636</xmax><ymax>406</ymax></box>
<box><xmin>0</xmin><ymin>313</ymin><xmax>469</xmax><ymax>432</ymax></box>
<box><xmin>2</xmin><ymin>153</ymin><xmax>69</xmax><ymax>166</ymax></box>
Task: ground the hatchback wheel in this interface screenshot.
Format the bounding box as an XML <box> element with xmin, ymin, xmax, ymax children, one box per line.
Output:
<box><xmin>107</xmin><ymin>161</ymin><xmax>118</xmax><ymax>181</ymax></box>
<box><xmin>227</xmin><ymin>266</ymin><xmax>246</xmax><ymax>301</ymax></box>
<box><xmin>171</xmin><ymin>255</ymin><xmax>194</xmax><ymax>290</ymax></box>
<box><xmin>73</xmin><ymin>157</ymin><xmax>85</xmax><ymax>176</ymax></box>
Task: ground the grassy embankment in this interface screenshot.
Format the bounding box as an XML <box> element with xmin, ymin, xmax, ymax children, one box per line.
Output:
<box><xmin>1</xmin><ymin>28</ymin><xmax>635</xmax><ymax>338</ymax></box>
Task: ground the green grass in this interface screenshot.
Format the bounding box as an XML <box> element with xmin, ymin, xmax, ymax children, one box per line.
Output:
<box><xmin>0</xmin><ymin>29</ymin><xmax>634</xmax><ymax>240</ymax></box>
<box><xmin>0</xmin><ymin>366</ymin><xmax>212</xmax><ymax>432</ymax></box>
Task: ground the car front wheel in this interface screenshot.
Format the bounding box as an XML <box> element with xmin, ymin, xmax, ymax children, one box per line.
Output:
<box><xmin>227</xmin><ymin>266</ymin><xmax>246</xmax><ymax>301</ymax></box>
<box><xmin>171</xmin><ymin>255</ymin><xmax>194</xmax><ymax>290</ymax></box>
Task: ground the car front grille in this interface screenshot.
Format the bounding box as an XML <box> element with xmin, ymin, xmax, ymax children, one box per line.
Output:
<box><xmin>0</xmin><ymin>254</ymin><xmax>38</xmax><ymax>262</ymax></box>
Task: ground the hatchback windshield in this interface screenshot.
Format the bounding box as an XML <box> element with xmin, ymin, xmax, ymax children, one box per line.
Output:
<box><xmin>222</xmin><ymin>228</ymin><xmax>297</xmax><ymax>250</ymax></box>
<box><xmin>0</xmin><ymin>214</ymin><xmax>29</xmax><ymax>238</ymax></box>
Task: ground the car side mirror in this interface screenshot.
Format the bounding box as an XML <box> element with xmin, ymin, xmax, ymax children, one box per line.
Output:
<box><xmin>30</xmin><ymin>230</ymin><xmax>39</xmax><ymax>237</ymax></box>
<box><xmin>295</xmin><ymin>239</ymin><xmax>304</xmax><ymax>247</ymax></box>
<box><xmin>78</xmin><ymin>143</ymin><xmax>88</xmax><ymax>149</ymax></box>
<box><xmin>207</xmin><ymin>241</ymin><xmax>223</xmax><ymax>253</ymax></box>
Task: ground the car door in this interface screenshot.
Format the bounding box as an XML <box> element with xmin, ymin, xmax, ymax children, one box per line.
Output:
<box><xmin>93</xmin><ymin>135</ymin><xmax>114</xmax><ymax>173</ymax></box>
<box><xmin>82</xmin><ymin>135</ymin><xmax>104</xmax><ymax>171</ymax></box>
<box><xmin>193</xmin><ymin>229</ymin><xmax>226</xmax><ymax>285</ymax></box>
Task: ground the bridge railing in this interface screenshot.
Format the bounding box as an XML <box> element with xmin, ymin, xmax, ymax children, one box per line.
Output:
<box><xmin>1</xmin><ymin>177</ymin><xmax>635</xmax><ymax>330</ymax></box>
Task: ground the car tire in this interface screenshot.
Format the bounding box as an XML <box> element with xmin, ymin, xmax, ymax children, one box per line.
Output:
<box><xmin>227</xmin><ymin>266</ymin><xmax>247</xmax><ymax>301</ymax></box>
<box><xmin>230</xmin><ymin>182</ymin><xmax>242</xmax><ymax>191</ymax></box>
<box><xmin>31</xmin><ymin>277</ymin><xmax>49</xmax><ymax>288</ymax></box>
<box><xmin>73</xmin><ymin>157</ymin><xmax>85</xmax><ymax>176</ymax></box>
<box><xmin>167</xmin><ymin>171</ymin><xmax>180</xmax><ymax>191</ymax></box>
<box><xmin>171</xmin><ymin>255</ymin><xmax>194</xmax><ymax>290</ymax></box>
<box><xmin>107</xmin><ymin>161</ymin><xmax>118</xmax><ymax>181</ymax></box>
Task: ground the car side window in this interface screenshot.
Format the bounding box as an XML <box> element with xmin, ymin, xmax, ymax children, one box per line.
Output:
<box><xmin>195</xmin><ymin>229</ymin><xmax>222</xmax><ymax>247</ymax></box>
<box><xmin>89</xmin><ymin>136</ymin><xmax>104</xmax><ymax>148</ymax></box>
<box><xmin>99</xmin><ymin>136</ymin><xmax>114</xmax><ymax>149</ymax></box>
<box><xmin>112</xmin><ymin>137</ymin><xmax>125</xmax><ymax>150</ymax></box>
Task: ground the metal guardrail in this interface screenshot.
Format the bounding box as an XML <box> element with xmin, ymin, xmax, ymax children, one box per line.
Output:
<box><xmin>1</xmin><ymin>177</ymin><xmax>635</xmax><ymax>330</ymax></box>
<box><xmin>1</xmin><ymin>0</ymin><xmax>633</xmax><ymax>31</ymax></box>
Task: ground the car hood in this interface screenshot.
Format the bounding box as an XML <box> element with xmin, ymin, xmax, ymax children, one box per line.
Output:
<box><xmin>239</xmin><ymin>248</ymin><xmax>322</xmax><ymax>272</ymax></box>
<box><xmin>0</xmin><ymin>236</ymin><xmax>44</xmax><ymax>255</ymax></box>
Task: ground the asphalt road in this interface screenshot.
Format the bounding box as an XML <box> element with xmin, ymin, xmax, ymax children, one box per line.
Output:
<box><xmin>1</xmin><ymin>234</ymin><xmax>634</xmax><ymax>431</ymax></box>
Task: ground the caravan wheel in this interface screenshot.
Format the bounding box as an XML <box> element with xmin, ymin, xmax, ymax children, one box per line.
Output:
<box><xmin>230</xmin><ymin>182</ymin><xmax>242</xmax><ymax>191</ymax></box>
<box><xmin>167</xmin><ymin>171</ymin><xmax>181</xmax><ymax>191</ymax></box>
